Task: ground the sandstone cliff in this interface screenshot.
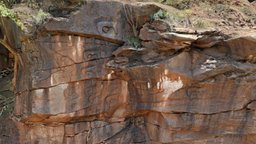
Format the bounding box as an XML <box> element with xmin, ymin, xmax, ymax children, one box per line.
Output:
<box><xmin>0</xmin><ymin>0</ymin><xmax>256</xmax><ymax>143</ymax></box>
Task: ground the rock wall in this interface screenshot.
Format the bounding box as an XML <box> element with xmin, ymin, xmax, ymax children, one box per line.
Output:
<box><xmin>1</xmin><ymin>0</ymin><xmax>256</xmax><ymax>143</ymax></box>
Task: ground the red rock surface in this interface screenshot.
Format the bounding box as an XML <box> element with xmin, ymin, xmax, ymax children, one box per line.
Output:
<box><xmin>0</xmin><ymin>0</ymin><xmax>256</xmax><ymax>143</ymax></box>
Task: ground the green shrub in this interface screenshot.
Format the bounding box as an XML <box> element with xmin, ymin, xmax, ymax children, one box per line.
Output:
<box><xmin>151</xmin><ymin>9</ymin><xmax>169</xmax><ymax>21</ymax></box>
<box><xmin>214</xmin><ymin>4</ymin><xmax>230</xmax><ymax>12</ymax></box>
<box><xmin>0</xmin><ymin>104</ymin><xmax>13</xmax><ymax>117</ymax></box>
<box><xmin>26</xmin><ymin>0</ymin><xmax>41</xmax><ymax>9</ymax></box>
<box><xmin>171</xmin><ymin>9</ymin><xmax>192</xmax><ymax>21</ymax></box>
<box><xmin>32</xmin><ymin>9</ymin><xmax>49</xmax><ymax>25</ymax></box>
<box><xmin>0</xmin><ymin>0</ymin><xmax>17</xmax><ymax>8</ymax></box>
<box><xmin>240</xmin><ymin>7</ymin><xmax>256</xmax><ymax>17</ymax></box>
<box><xmin>0</xmin><ymin>94</ymin><xmax>14</xmax><ymax>118</ymax></box>
<box><xmin>0</xmin><ymin>2</ymin><xmax>24</xmax><ymax>30</ymax></box>
<box><xmin>162</xmin><ymin>0</ymin><xmax>201</xmax><ymax>10</ymax></box>
<box><xmin>128</xmin><ymin>36</ymin><xmax>141</xmax><ymax>48</ymax></box>
<box><xmin>193</xmin><ymin>19</ymin><xmax>213</xmax><ymax>29</ymax></box>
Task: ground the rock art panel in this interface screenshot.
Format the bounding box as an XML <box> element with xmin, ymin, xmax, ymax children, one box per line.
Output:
<box><xmin>1</xmin><ymin>0</ymin><xmax>256</xmax><ymax>143</ymax></box>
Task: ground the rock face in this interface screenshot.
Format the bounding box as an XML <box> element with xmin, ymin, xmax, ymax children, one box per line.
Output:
<box><xmin>0</xmin><ymin>0</ymin><xmax>256</xmax><ymax>143</ymax></box>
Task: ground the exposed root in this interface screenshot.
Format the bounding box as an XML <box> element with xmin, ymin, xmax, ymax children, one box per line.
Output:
<box><xmin>0</xmin><ymin>36</ymin><xmax>23</xmax><ymax>91</ymax></box>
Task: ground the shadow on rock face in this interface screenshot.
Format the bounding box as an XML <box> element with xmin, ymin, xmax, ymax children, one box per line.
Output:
<box><xmin>0</xmin><ymin>117</ymin><xmax>20</xmax><ymax>144</ymax></box>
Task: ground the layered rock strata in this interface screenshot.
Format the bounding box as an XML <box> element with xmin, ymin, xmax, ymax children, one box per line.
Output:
<box><xmin>0</xmin><ymin>0</ymin><xmax>256</xmax><ymax>143</ymax></box>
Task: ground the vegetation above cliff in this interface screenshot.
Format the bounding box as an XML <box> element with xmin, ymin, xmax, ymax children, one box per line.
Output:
<box><xmin>138</xmin><ymin>0</ymin><xmax>256</xmax><ymax>32</ymax></box>
<box><xmin>0</xmin><ymin>2</ymin><xmax>24</xmax><ymax>29</ymax></box>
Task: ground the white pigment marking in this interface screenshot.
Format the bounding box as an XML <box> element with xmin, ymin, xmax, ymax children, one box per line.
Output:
<box><xmin>204</xmin><ymin>59</ymin><xmax>217</xmax><ymax>64</ymax></box>
<box><xmin>160</xmin><ymin>76</ymin><xmax>183</xmax><ymax>98</ymax></box>
<box><xmin>78</xmin><ymin>36</ymin><xmax>81</xmax><ymax>42</ymax></box>
<box><xmin>201</xmin><ymin>58</ymin><xmax>217</xmax><ymax>71</ymax></box>
<box><xmin>107</xmin><ymin>70</ymin><xmax>114</xmax><ymax>80</ymax></box>
<box><xmin>164</xmin><ymin>69</ymin><xmax>169</xmax><ymax>75</ymax></box>
<box><xmin>147</xmin><ymin>82</ymin><xmax>151</xmax><ymax>89</ymax></box>
<box><xmin>50</xmin><ymin>75</ymin><xmax>54</xmax><ymax>86</ymax></box>
<box><xmin>57</xmin><ymin>42</ymin><xmax>61</xmax><ymax>47</ymax></box>
<box><xmin>35</xmin><ymin>89</ymin><xmax>44</xmax><ymax>97</ymax></box>
<box><xmin>157</xmin><ymin>82</ymin><xmax>160</xmax><ymax>89</ymax></box>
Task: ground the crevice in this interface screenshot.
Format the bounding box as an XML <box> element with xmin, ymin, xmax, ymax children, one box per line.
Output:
<box><xmin>99</xmin><ymin>124</ymin><xmax>131</xmax><ymax>144</ymax></box>
<box><xmin>243</xmin><ymin>100</ymin><xmax>256</xmax><ymax>110</ymax></box>
<box><xmin>37</xmin><ymin>55</ymin><xmax>110</xmax><ymax>71</ymax></box>
<box><xmin>170</xmin><ymin>100</ymin><xmax>256</xmax><ymax>115</ymax></box>
<box><xmin>123</xmin><ymin>46</ymin><xmax>188</xmax><ymax>68</ymax></box>
<box><xmin>29</xmin><ymin>76</ymin><xmax>120</xmax><ymax>91</ymax></box>
<box><xmin>43</xmin><ymin>30</ymin><xmax>124</xmax><ymax>45</ymax></box>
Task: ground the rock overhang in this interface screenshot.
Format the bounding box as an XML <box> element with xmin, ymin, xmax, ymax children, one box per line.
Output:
<box><xmin>43</xmin><ymin>0</ymin><xmax>160</xmax><ymax>44</ymax></box>
<box><xmin>1</xmin><ymin>0</ymin><xmax>256</xmax><ymax>143</ymax></box>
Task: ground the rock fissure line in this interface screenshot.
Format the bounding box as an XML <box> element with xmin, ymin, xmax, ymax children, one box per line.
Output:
<box><xmin>1</xmin><ymin>0</ymin><xmax>256</xmax><ymax>143</ymax></box>
<box><xmin>44</xmin><ymin>30</ymin><xmax>124</xmax><ymax>45</ymax></box>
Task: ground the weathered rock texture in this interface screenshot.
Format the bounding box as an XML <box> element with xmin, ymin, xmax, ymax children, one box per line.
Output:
<box><xmin>0</xmin><ymin>0</ymin><xmax>256</xmax><ymax>143</ymax></box>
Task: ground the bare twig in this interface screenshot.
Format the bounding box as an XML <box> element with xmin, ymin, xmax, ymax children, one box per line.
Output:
<box><xmin>123</xmin><ymin>4</ymin><xmax>138</xmax><ymax>37</ymax></box>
